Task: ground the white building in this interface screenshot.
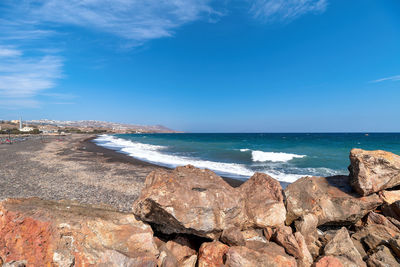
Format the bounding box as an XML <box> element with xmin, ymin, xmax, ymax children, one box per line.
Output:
<box><xmin>20</xmin><ymin>127</ymin><xmax>34</xmax><ymax>132</ymax></box>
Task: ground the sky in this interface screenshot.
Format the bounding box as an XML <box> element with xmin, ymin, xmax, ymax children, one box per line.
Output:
<box><xmin>0</xmin><ymin>0</ymin><xmax>399</xmax><ymax>132</ymax></box>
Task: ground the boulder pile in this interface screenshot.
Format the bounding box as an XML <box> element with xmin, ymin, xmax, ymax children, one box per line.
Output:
<box><xmin>1</xmin><ymin>148</ymin><xmax>400</xmax><ymax>266</ymax></box>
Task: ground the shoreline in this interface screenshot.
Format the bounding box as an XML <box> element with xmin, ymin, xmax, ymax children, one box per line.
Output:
<box><xmin>83</xmin><ymin>136</ymin><xmax>247</xmax><ymax>188</ymax></box>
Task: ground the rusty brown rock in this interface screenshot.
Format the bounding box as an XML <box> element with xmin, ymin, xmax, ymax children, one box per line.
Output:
<box><xmin>365</xmin><ymin>211</ymin><xmax>400</xmax><ymax>232</ymax></box>
<box><xmin>352</xmin><ymin>223</ymin><xmax>399</xmax><ymax>251</ymax></box>
<box><xmin>0</xmin><ymin>198</ymin><xmax>158</xmax><ymax>266</ymax></box>
<box><xmin>133</xmin><ymin>165</ymin><xmax>243</xmax><ymax>239</ymax></box>
<box><xmin>314</xmin><ymin>256</ymin><xmax>344</xmax><ymax>267</ymax></box>
<box><xmin>165</xmin><ymin>236</ymin><xmax>197</xmax><ymax>267</ymax></box>
<box><xmin>294</xmin><ymin>214</ymin><xmax>320</xmax><ymax>259</ymax></box>
<box><xmin>133</xmin><ymin>166</ymin><xmax>286</xmax><ymax>239</ymax></box>
<box><xmin>294</xmin><ymin>232</ymin><xmax>313</xmax><ymax>267</ymax></box>
<box><xmin>322</xmin><ymin>227</ymin><xmax>366</xmax><ymax>267</ymax></box>
<box><xmin>379</xmin><ymin>189</ymin><xmax>400</xmax><ymax>204</ymax></box>
<box><xmin>349</xmin><ymin>149</ymin><xmax>400</xmax><ymax>196</ymax></box>
<box><xmin>272</xmin><ymin>226</ymin><xmax>303</xmax><ymax>259</ymax></box>
<box><xmin>382</xmin><ymin>200</ymin><xmax>400</xmax><ymax>221</ymax></box>
<box><xmin>284</xmin><ymin>175</ymin><xmax>382</xmax><ymax>226</ymax></box>
<box><xmin>225</xmin><ymin>242</ymin><xmax>297</xmax><ymax>267</ymax></box>
<box><xmin>389</xmin><ymin>236</ymin><xmax>400</xmax><ymax>258</ymax></box>
<box><xmin>220</xmin><ymin>227</ymin><xmax>245</xmax><ymax>246</ymax></box>
<box><xmin>239</xmin><ymin>172</ymin><xmax>286</xmax><ymax>228</ymax></box>
<box><xmin>198</xmin><ymin>241</ymin><xmax>229</xmax><ymax>267</ymax></box>
<box><xmin>367</xmin><ymin>245</ymin><xmax>399</xmax><ymax>267</ymax></box>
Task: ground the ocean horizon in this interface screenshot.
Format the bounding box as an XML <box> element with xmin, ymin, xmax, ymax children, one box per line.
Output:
<box><xmin>94</xmin><ymin>132</ymin><xmax>400</xmax><ymax>184</ymax></box>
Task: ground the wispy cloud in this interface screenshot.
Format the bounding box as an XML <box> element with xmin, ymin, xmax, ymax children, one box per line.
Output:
<box><xmin>0</xmin><ymin>46</ymin><xmax>63</xmax><ymax>106</ymax></box>
<box><xmin>249</xmin><ymin>0</ymin><xmax>327</xmax><ymax>22</ymax></box>
<box><xmin>2</xmin><ymin>0</ymin><xmax>219</xmax><ymax>44</ymax></box>
<box><xmin>370</xmin><ymin>75</ymin><xmax>400</xmax><ymax>83</ymax></box>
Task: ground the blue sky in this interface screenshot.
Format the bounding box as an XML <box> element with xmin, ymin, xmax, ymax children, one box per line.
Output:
<box><xmin>0</xmin><ymin>0</ymin><xmax>399</xmax><ymax>132</ymax></box>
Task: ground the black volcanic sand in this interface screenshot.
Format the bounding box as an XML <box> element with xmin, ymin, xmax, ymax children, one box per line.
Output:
<box><xmin>0</xmin><ymin>134</ymin><xmax>247</xmax><ymax>212</ymax></box>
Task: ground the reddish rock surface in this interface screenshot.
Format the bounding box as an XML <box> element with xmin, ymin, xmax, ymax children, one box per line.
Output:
<box><xmin>349</xmin><ymin>149</ymin><xmax>400</xmax><ymax>196</ymax></box>
<box><xmin>198</xmin><ymin>241</ymin><xmax>229</xmax><ymax>267</ymax></box>
<box><xmin>239</xmin><ymin>172</ymin><xmax>286</xmax><ymax>228</ymax></box>
<box><xmin>314</xmin><ymin>256</ymin><xmax>344</xmax><ymax>267</ymax></box>
<box><xmin>0</xmin><ymin>198</ymin><xmax>158</xmax><ymax>266</ymax></box>
<box><xmin>272</xmin><ymin>226</ymin><xmax>302</xmax><ymax>259</ymax></box>
<box><xmin>284</xmin><ymin>175</ymin><xmax>382</xmax><ymax>226</ymax></box>
<box><xmin>322</xmin><ymin>227</ymin><xmax>366</xmax><ymax>267</ymax></box>
<box><xmin>225</xmin><ymin>243</ymin><xmax>297</xmax><ymax>267</ymax></box>
<box><xmin>133</xmin><ymin>165</ymin><xmax>286</xmax><ymax>239</ymax></box>
<box><xmin>220</xmin><ymin>227</ymin><xmax>245</xmax><ymax>246</ymax></box>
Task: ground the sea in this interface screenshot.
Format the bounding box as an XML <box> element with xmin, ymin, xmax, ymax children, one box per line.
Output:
<box><xmin>94</xmin><ymin>133</ymin><xmax>400</xmax><ymax>184</ymax></box>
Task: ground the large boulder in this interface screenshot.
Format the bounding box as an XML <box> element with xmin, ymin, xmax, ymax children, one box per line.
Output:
<box><xmin>0</xmin><ymin>198</ymin><xmax>159</xmax><ymax>266</ymax></box>
<box><xmin>349</xmin><ymin>149</ymin><xmax>400</xmax><ymax>196</ymax></box>
<box><xmin>133</xmin><ymin>165</ymin><xmax>285</xmax><ymax>239</ymax></box>
<box><xmin>239</xmin><ymin>172</ymin><xmax>286</xmax><ymax>228</ymax></box>
<box><xmin>284</xmin><ymin>175</ymin><xmax>382</xmax><ymax>226</ymax></box>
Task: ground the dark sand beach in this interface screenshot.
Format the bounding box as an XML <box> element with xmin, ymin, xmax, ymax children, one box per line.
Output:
<box><xmin>0</xmin><ymin>134</ymin><xmax>244</xmax><ymax>212</ymax></box>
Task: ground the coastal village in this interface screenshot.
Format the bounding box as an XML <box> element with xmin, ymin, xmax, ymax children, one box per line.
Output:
<box><xmin>0</xmin><ymin>118</ymin><xmax>177</xmax><ymax>135</ymax></box>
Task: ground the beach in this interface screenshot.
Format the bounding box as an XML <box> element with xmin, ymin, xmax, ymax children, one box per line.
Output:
<box><xmin>0</xmin><ymin>134</ymin><xmax>243</xmax><ymax>212</ymax></box>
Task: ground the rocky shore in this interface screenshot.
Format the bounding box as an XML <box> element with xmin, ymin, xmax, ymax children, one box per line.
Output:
<box><xmin>1</xmin><ymin>148</ymin><xmax>400</xmax><ymax>266</ymax></box>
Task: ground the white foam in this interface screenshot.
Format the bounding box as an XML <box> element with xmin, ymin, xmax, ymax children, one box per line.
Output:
<box><xmin>94</xmin><ymin>135</ymin><xmax>254</xmax><ymax>177</ymax></box>
<box><xmin>94</xmin><ymin>135</ymin><xmax>336</xmax><ymax>184</ymax></box>
<box><xmin>251</xmin><ymin>150</ymin><xmax>305</xmax><ymax>162</ymax></box>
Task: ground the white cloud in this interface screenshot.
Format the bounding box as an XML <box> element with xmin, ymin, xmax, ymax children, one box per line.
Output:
<box><xmin>3</xmin><ymin>0</ymin><xmax>218</xmax><ymax>43</ymax></box>
<box><xmin>249</xmin><ymin>0</ymin><xmax>327</xmax><ymax>22</ymax></box>
<box><xmin>370</xmin><ymin>75</ymin><xmax>400</xmax><ymax>83</ymax></box>
<box><xmin>0</xmin><ymin>47</ymin><xmax>22</xmax><ymax>57</ymax></box>
<box><xmin>0</xmin><ymin>46</ymin><xmax>63</xmax><ymax>107</ymax></box>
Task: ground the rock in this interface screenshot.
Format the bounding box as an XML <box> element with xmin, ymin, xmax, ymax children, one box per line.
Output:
<box><xmin>389</xmin><ymin>236</ymin><xmax>400</xmax><ymax>258</ymax></box>
<box><xmin>294</xmin><ymin>232</ymin><xmax>313</xmax><ymax>267</ymax></box>
<box><xmin>220</xmin><ymin>227</ymin><xmax>245</xmax><ymax>246</ymax></box>
<box><xmin>241</xmin><ymin>228</ymin><xmax>268</xmax><ymax>250</ymax></box>
<box><xmin>0</xmin><ymin>198</ymin><xmax>158</xmax><ymax>266</ymax></box>
<box><xmin>352</xmin><ymin>223</ymin><xmax>399</xmax><ymax>251</ymax></box>
<box><xmin>365</xmin><ymin>211</ymin><xmax>399</xmax><ymax>232</ymax></box>
<box><xmin>133</xmin><ymin>166</ymin><xmax>243</xmax><ymax>239</ymax></box>
<box><xmin>2</xmin><ymin>261</ymin><xmax>27</xmax><ymax>267</ymax></box>
<box><xmin>239</xmin><ymin>172</ymin><xmax>286</xmax><ymax>228</ymax></box>
<box><xmin>133</xmin><ymin>166</ymin><xmax>286</xmax><ymax>239</ymax></box>
<box><xmin>272</xmin><ymin>226</ymin><xmax>302</xmax><ymax>259</ymax></box>
<box><xmin>198</xmin><ymin>241</ymin><xmax>229</xmax><ymax>267</ymax></box>
<box><xmin>349</xmin><ymin>149</ymin><xmax>400</xmax><ymax>196</ymax></box>
<box><xmin>387</xmin><ymin>217</ymin><xmax>400</xmax><ymax>231</ymax></box>
<box><xmin>263</xmin><ymin>227</ymin><xmax>275</xmax><ymax>241</ymax></box>
<box><xmin>284</xmin><ymin>175</ymin><xmax>382</xmax><ymax>226</ymax></box>
<box><xmin>350</xmin><ymin>238</ymin><xmax>367</xmax><ymax>260</ymax></box>
<box><xmin>382</xmin><ymin>200</ymin><xmax>400</xmax><ymax>221</ymax></box>
<box><xmin>379</xmin><ymin>189</ymin><xmax>400</xmax><ymax>204</ymax></box>
<box><xmin>225</xmin><ymin>242</ymin><xmax>297</xmax><ymax>267</ymax></box>
<box><xmin>165</xmin><ymin>236</ymin><xmax>197</xmax><ymax>267</ymax></box>
<box><xmin>322</xmin><ymin>227</ymin><xmax>366</xmax><ymax>267</ymax></box>
<box><xmin>314</xmin><ymin>256</ymin><xmax>344</xmax><ymax>267</ymax></box>
<box><xmin>157</xmin><ymin>249</ymin><xmax>178</xmax><ymax>267</ymax></box>
<box><xmin>294</xmin><ymin>214</ymin><xmax>320</xmax><ymax>259</ymax></box>
<box><xmin>367</xmin><ymin>245</ymin><xmax>399</xmax><ymax>267</ymax></box>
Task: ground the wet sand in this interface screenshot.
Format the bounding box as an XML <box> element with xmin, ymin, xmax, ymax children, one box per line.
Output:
<box><xmin>0</xmin><ymin>134</ymin><xmax>244</xmax><ymax>212</ymax></box>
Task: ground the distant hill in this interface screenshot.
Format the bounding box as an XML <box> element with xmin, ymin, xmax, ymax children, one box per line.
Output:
<box><xmin>27</xmin><ymin>119</ymin><xmax>179</xmax><ymax>133</ymax></box>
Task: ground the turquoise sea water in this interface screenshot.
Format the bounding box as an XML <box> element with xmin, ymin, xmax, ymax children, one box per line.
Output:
<box><xmin>94</xmin><ymin>133</ymin><xmax>400</xmax><ymax>183</ymax></box>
